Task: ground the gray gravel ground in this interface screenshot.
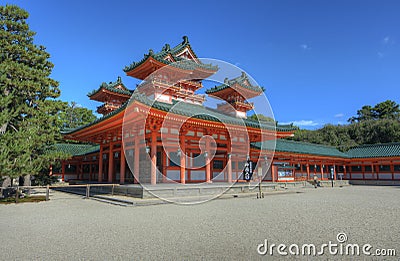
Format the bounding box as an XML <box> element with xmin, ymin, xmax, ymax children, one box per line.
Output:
<box><xmin>0</xmin><ymin>186</ymin><xmax>399</xmax><ymax>260</ymax></box>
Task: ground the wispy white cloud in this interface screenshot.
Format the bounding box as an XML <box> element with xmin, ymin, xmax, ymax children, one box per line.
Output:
<box><xmin>334</xmin><ymin>113</ymin><xmax>344</xmax><ymax>118</ymax></box>
<box><xmin>383</xmin><ymin>36</ymin><xmax>390</xmax><ymax>44</ymax></box>
<box><xmin>281</xmin><ymin>120</ymin><xmax>319</xmax><ymax>127</ymax></box>
<box><xmin>382</xmin><ymin>36</ymin><xmax>395</xmax><ymax>45</ymax></box>
<box><xmin>300</xmin><ymin>44</ymin><xmax>311</xmax><ymax>50</ymax></box>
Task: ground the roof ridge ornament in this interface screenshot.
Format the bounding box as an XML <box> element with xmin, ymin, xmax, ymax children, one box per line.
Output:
<box><xmin>182</xmin><ymin>35</ymin><xmax>189</xmax><ymax>44</ymax></box>
<box><xmin>162</xmin><ymin>43</ymin><xmax>170</xmax><ymax>52</ymax></box>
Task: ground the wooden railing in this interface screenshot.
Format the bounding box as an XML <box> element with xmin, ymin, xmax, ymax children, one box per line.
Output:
<box><xmin>1</xmin><ymin>184</ymin><xmax>120</xmax><ymax>203</ymax></box>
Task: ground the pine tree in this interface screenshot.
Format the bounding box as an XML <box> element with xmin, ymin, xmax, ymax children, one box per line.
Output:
<box><xmin>0</xmin><ymin>5</ymin><xmax>65</xmax><ymax>181</ymax></box>
<box><xmin>59</xmin><ymin>101</ymin><xmax>97</xmax><ymax>129</ymax></box>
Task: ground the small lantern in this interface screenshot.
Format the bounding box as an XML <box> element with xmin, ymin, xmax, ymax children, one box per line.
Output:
<box><xmin>204</xmin><ymin>151</ymin><xmax>208</xmax><ymax>158</ymax></box>
<box><xmin>177</xmin><ymin>148</ymin><xmax>181</xmax><ymax>157</ymax></box>
<box><xmin>146</xmin><ymin>146</ymin><xmax>150</xmax><ymax>154</ymax></box>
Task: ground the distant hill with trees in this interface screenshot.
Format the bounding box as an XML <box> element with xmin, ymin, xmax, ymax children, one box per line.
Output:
<box><xmin>289</xmin><ymin>100</ymin><xmax>400</xmax><ymax>151</ymax></box>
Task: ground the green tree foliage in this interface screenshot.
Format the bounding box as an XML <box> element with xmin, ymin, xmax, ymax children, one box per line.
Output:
<box><xmin>59</xmin><ymin>101</ymin><xmax>97</xmax><ymax>129</ymax></box>
<box><xmin>0</xmin><ymin>5</ymin><xmax>67</xmax><ymax>179</ymax></box>
<box><xmin>248</xmin><ymin>113</ymin><xmax>275</xmax><ymax>123</ymax></box>
<box><xmin>374</xmin><ymin>100</ymin><xmax>400</xmax><ymax>120</ymax></box>
<box><xmin>291</xmin><ymin>100</ymin><xmax>400</xmax><ymax>151</ymax></box>
<box><xmin>348</xmin><ymin>100</ymin><xmax>399</xmax><ymax>122</ymax></box>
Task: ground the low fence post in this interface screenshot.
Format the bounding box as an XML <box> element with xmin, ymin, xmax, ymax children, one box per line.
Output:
<box><xmin>46</xmin><ymin>185</ymin><xmax>49</xmax><ymax>201</ymax></box>
<box><xmin>15</xmin><ymin>186</ymin><xmax>19</xmax><ymax>204</ymax></box>
<box><xmin>112</xmin><ymin>184</ymin><xmax>114</xmax><ymax>196</ymax></box>
<box><xmin>86</xmin><ymin>184</ymin><xmax>90</xmax><ymax>199</ymax></box>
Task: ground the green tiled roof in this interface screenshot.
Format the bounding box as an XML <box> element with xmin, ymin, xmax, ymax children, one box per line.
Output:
<box><xmin>53</xmin><ymin>143</ymin><xmax>100</xmax><ymax>157</ymax></box>
<box><xmin>252</xmin><ymin>139</ymin><xmax>349</xmax><ymax>158</ymax></box>
<box><xmin>123</xmin><ymin>36</ymin><xmax>218</xmax><ymax>73</ymax></box>
<box><xmin>206</xmin><ymin>72</ymin><xmax>265</xmax><ymax>95</ymax></box>
<box><xmin>88</xmin><ymin>76</ymin><xmax>132</xmax><ymax>97</ymax></box>
<box><xmin>346</xmin><ymin>142</ymin><xmax>400</xmax><ymax>158</ymax></box>
<box><xmin>63</xmin><ymin>92</ymin><xmax>297</xmax><ymax>136</ymax></box>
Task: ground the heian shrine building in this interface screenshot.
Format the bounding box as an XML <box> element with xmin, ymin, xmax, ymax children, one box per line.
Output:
<box><xmin>58</xmin><ymin>36</ymin><xmax>400</xmax><ymax>185</ymax></box>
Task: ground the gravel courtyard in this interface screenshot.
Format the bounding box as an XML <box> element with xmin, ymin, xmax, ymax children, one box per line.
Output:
<box><xmin>0</xmin><ymin>185</ymin><xmax>399</xmax><ymax>260</ymax></box>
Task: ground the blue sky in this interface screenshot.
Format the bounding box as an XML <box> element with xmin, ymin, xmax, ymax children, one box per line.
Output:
<box><xmin>3</xmin><ymin>0</ymin><xmax>400</xmax><ymax>129</ymax></box>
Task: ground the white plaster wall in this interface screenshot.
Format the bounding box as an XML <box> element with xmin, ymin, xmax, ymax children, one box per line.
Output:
<box><xmin>167</xmin><ymin>170</ymin><xmax>180</xmax><ymax>180</ymax></box>
<box><xmin>191</xmin><ymin>171</ymin><xmax>205</xmax><ymax>180</ymax></box>
<box><xmin>364</xmin><ymin>173</ymin><xmax>375</xmax><ymax>179</ymax></box>
<box><xmin>351</xmin><ymin>173</ymin><xmax>363</xmax><ymax>179</ymax></box>
<box><xmin>378</xmin><ymin>173</ymin><xmax>393</xmax><ymax>179</ymax></box>
<box><xmin>212</xmin><ymin>171</ymin><xmax>225</xmax><ymax>181</ymax></box>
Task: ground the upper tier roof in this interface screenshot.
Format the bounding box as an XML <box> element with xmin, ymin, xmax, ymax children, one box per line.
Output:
<box><xmin>88</xmin><ymin>76</ymin><xmax>132</xmax><ymax>99</ymax></box>
<box><xmin>123</xmin><ymin>36</ymin><xmax>218</xmax><ymax>78</ymax></box>
<box><xmin>206</xmin><ymin>72</ymin><xmax>265</xmax><ymax>97</ymax></box>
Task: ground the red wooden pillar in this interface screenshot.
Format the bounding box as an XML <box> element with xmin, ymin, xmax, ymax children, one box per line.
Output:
<box><xmin>272</xmin><ymin>164</ymin><xmax>277</xmax><ymax>182</ymax></box>
<box><xmin>98</xmin><ymin>145</ymin><xmax>103</xmax><ymax>182</ymax></box>
<box><xmin>205</xmin><ymin>136</ymin><xmax>211</xmax><ymax>183</ymax></box>
<box><xmin>134</xmin><ymin>135</ymin><xmax>140</xmax><ymax>184</ymax></box>
<box><xmin>361</xmin><ymin>163</ymin><xmax>365</xmax><ymax>180</ymax></box>
<box><xmin>290</xmin><ymin>159</ymin><xmax>295</xmax><ymax>180</ymax></box>
<box><xmin>61</xmin><ymin>162</ymin><xmax>65</xmax><ymax>182</ymax></box>
<box><xmin>150</xmin><ymin>130</ymin><xmax>157</xmax><ymax>185</ymax></box>
<box><xmin>180</xmin><ymin>135</ymin><xmax>186</xmax><ymax>184</ymax></box>
<box><xmin>227</xmin><ymin>142</ymin><xmax>232</xmax><ymax>183</ymax></box>
<box><xmin>390</xmin><ymin>161</ymin><xmax>394</xmax><ymax>180</ymax></box>
<box><xmin>227</xmin><ymin>154</ymin><xmax>232</xmax><ymax>183</ymax></box>
<box><xmin>321</xmin><ymin>164</ymin><xmax>324</xmax><ymax>180</ymax></box>
<box><xmin>370</xmin><ymin>163</ymin><xmax>374</xmax><ymax>180</ymax></box>
<box><xmin>349</xmin><ymin>165</ymin><xmax>352</xmax><ymax>180</ymax></box>
<box><xmin>162</xmin><ymin>149</ymin><xmax>167</xmax><ymax>183</ymax></box>
<box><xmin>120</xmin><ymin>147</ymin><xmax>125</xmax><ymax>184</ymax></box>
<box><xmin>108</xmin><ymin>143</ymin><xmax>114</xmax><ymax>183</ymax></box>
<box><xmin>306</xmin><ymin>164</ymin><xmax>310</xmax><ymax>180</ymax></box>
